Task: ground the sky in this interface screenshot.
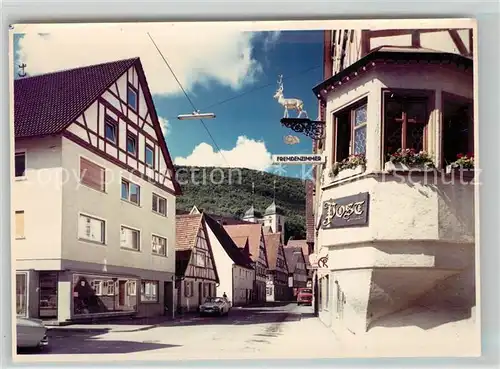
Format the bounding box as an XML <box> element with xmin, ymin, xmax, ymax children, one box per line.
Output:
<box><xmin>13</xmin><ymin>26</ymin><xmax>324</xmax><ymax>180</ymax></box>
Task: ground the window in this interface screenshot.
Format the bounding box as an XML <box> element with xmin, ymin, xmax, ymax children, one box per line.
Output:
<box><xmin>127</xmin><ymin>85</ymin><xmax>138</xmax><ymax>111</ymax></box>
<box><xmin>121</xmin><ymin>179</ymin><xmax>140</xmax><ymax>205</ymax></box>
<box><xmin>16</xmin><ymin>273</ymin><xmax>27</xmax><ymax>317</ymax></box>
<box><xmin>126</xmin><ymin>133</ymin><xmax>137</xmax><ymax>156</ymax></box>
<box><xmin>145</xmin><ymin>145</ymin><xmax>154</xmax><ymax>167</ymax></box>
<box><xmin>184</xmin><ymin>281</ymin><xmax>193</xmax><ymax>298</ymax></box>
<box><xmin>80</xmin><ymin>157</ymin><xmax>106</xmax><ymax>192</ymax></box>
<box><xmin>120</xmin><ymin>226</ymin><xmax>140</xmax><ymax>251</ymax></box>
<box><xmin>152</xmin><ymin>193</ymin><xmax>167</xmax><ymax>216</ymax></box>
<box><xmin>152</xmin><ymin>235</ymin><xmax>167</xmax><ymax>256</ymax></box>
<box><xmin>104</xmin><ymin>116</ymin><xmax>118</xmax><ymax>143</ymax></box>
<box><xmin>90</xmin><ymin>280</ymin><xmax>102</xmax><ymax>295</ymax></box>
<box><xmin>203</xmin><ymin>283</ymin><xmax>210</xmax><ymax>298</ymax></box>
<box><xmin>195</xmin><ymin>252</ymin><xmax>206</xmax><ymax>267</ymax></box>
<box><xmin>102</xmin><ymin>280</ymin><xmax>116</xmax><ymax>296</ymax></box>
<box><xmin>383</xmin><ymin>91</ymin><xmax>430</xmax><ymax>160</ymax></box>
<box><xmin>127</xmin><ymin>280</ymin><xmax>137</xmax><ymax>296</ymax></box>
<box><xmin>141</xmin><ymin>280</ymin><xmax>159</xmax><ymax>302</ymax></box>
<box><xmin>15</xmin><ymin>152</ymin><xmax>26</xmax><ymax>178</ymax></box>
<box><xmin>15</xmin><ymin>211</ymin><xmax>25</xmax><ymax>239</ymax></box>
<box><xmin>78</xmin><ymin>214</ymin><xmax>105</xmax><ymax>244</ymax></box>
<box><xmin>442</xmin><ymin>94</ymin><xmax>474</xmax><ymax>168</ymax></box>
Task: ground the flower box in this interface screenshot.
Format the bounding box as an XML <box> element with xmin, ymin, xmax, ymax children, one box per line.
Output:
<box><xmin>445</xmin><ymin>165</ymin><xmax>475</xmax><ymax>181</ymax></box>
<box><xmin>331</xmin><ymin>165</ymin><xmax>366</xmax><ymax>181</ymax></box>
<box><xmin>384</xmin><ymin>161</ymin><xmax>435</xmax><ymax>172</ymax></box>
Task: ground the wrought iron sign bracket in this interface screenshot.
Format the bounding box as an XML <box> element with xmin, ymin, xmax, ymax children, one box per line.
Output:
<box><xmin>280</xmin><ymin>118</ymin><xmax>325</xmax><ymax>140</ymax></box>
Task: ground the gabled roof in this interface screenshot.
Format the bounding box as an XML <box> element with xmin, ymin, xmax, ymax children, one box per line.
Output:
<box><xmin>14</xmin><ymin>57</ymin><xmax>182</xmax><ymax>195</ymax></box>
<box><xmin>176</xmin><ymin>214</ymin><xmax>203</xmax><ymax>251</ymax></box>
<box><xmin>14</xmin><ymin>58</ymin><xmax>138</xmax><ymax>138</ymax></box>
<box><xmin>175</xmin><ymin>213</ymin><xmax>220</xmax><ymax>282</ymax></box>
<box><xmin>204</xmin><ymin>214</ymin><xmax>254</xmax><ymax>269</ymax></box>
<box><xmin>264</xmin><ymin>233</ymin><xmax>286</xmax><ymax>271</ymax></box>
<box><xmin>286</xmin><ymin>239</ymin><xmax>311</xmax><ymax>268</ymax></box>
<box><xmin>224</xmin><ymin>223</ymin><xmax>267</xmax><ymax>266</ymax></box>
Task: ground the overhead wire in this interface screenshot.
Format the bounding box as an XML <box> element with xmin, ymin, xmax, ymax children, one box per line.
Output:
<box><xmin>147</xmin><ymin>32</ymin><xmax>230</xmax><ymax>167</ymax></box>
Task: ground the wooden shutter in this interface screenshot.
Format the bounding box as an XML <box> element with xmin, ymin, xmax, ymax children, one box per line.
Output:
<box><xmin>80</xmin><ymin>158</ymin><xmax>105</xmax><ymax>191</ymax></box>
<box><xmin>15</xmin><ymin>211</ymin><xmax>24</xmax><ymax>238</ymax></box>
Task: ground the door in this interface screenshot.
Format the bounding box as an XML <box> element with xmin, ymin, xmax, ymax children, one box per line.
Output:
<box><xmin>118</xmin><ymin>281</ymin><xmax>126</xmax><ymax>306</ymax></box>
<box><xmin>38</xmin><ymin>272</ymin><xmax>58</xmax><ymax>319</ymax></box>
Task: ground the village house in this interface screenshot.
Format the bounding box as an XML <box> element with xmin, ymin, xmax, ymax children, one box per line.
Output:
<box><xmin>201</xmin><ymin>212</ymin><xmax>255</xmax><ymax>306</ymax></box>
<box><xmin>174</xmin><ymin>214</ymin><xmax>219</xmax><ymax>313</ymax></box>
<box><xmin>224</xmin><ymin>223</ymin><xmax>269</xmax><ymax>303</ymax></box>
<box><xmin>263</xmin><ymin>232</ymin><xmax>290</xmax><ymax>302</ymax></box>
<box><xmin>283</xmin><ymin>246</ymin><xmax>308</xmax><ymax>298</ymax></box>
<box><xmin>306</xmin><ymin>28</ymin><xmax>476</xmax><ymax>340</ymax></box>
<box><xmin>286</xmin><ymin>239</ymin><xmax>313</xmax><ymax>287</ymax></box>
<box><xmin>13</xmin><ymin>58</ymin><xmax>181</xmax><ymax>323</ymax></box>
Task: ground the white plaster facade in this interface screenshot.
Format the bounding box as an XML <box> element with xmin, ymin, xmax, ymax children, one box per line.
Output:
<box><xmin>14</xmin><ymin>59</ymin><xmax>179</xmax><ymax>323</ymax></box>
<box><xmin>203</xmin><ymin>221</ymin><xmax>254</xmax><ymax>306</ymax></box>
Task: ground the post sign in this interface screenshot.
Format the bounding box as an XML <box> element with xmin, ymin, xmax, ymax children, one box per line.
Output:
<box><xmin>321</xmin><ymin>192</ymin><xmax>370</xmax><ymax>229</ymax></box>
<box><xmin>272</xmin><ymin>154</ymin><xmax>326</xmax><ymax>165</ymax></box>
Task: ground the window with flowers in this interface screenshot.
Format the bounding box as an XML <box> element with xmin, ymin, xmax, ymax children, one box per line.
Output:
<box><xmin>382</xmin><ymin>90</ymin><xmax>432</xmax><ymax>165</ymax></box>
<box><xmin>442</xmin><ymin>94</ymin><xmax>474</xmax><ymax>169</ymax></box>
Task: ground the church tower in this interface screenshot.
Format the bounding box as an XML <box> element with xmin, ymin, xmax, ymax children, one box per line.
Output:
<box><xmin>263</xmin><ymin>180</ymin><xmax>286</xmax><ymax>244</ymax></box>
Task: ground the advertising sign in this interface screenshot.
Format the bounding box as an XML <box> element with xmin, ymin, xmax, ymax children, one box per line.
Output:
<box><xmin>272</xmin><ymin>154</ymin><xmax>326</xmax><ymax>165</ymax></box>
<box><xmin>321</xmin><ymin>192</ymin><xmax>370</xmax><ymax>229</ymax></box>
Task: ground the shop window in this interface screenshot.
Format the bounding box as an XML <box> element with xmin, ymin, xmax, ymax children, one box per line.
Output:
<box><xmin>442</xmin><ymin>94</ymin><xmax>474</xmax><ymax>168</ymax></box>
<box><xmin>90</xmin><ymin>280</ymin><xmax>103</xmax><ymax>296</ymax></box>
<box><xmin>382</xmin><ymin>90</ymin><xmax>430</xmax><ymax>160</ymax></box>
<box><xmin>127</xmin><ymin>280</ymin><xmax>137</xmax><ymax>296</ymax></box>
<box><xmin>332</xmin><ymin>98</ymin><xmax>368</xmax><ymax>163</ymax></box>
<box><xmin>103</xmin><ymin>280</ymin><xmax>116</xmax><ymax>296</ymax></box>
<box><xmin>16</xmin><ymin>273</ymin><xmax>28</xmax><ymax>317</ymax></box>
<box><xmin>141</xmin><ymin>280</ymin><xmax>159</xmax><ymax>302</ymax></box>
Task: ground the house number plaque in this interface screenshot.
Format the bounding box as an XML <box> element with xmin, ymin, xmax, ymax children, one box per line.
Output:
<box><xmin>321</xmin><ymin>192</ymin><xmax>370</xmax><ymax>229</ymax></box>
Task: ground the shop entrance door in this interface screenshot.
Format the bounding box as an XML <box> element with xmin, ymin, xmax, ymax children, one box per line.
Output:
<box><xmin>38</xmin><ymin>272</ymin><xmax>58</xmax><ymax>319</ymax></box>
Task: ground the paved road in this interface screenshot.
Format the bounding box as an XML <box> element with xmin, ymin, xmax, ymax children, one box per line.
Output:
<box><xmin>18</xmin><ymin>303</ymin><xmax>339</xmax><ymax>361</ymax></box>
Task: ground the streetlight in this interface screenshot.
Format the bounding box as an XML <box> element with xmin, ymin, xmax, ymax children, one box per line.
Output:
<box><xmin>177</xmin><ymin>110</ymin><xmax>216</xmax><ymax>120</ymax></box>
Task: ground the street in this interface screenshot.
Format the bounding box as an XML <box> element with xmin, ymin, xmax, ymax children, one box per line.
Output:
<box><xmin>18</xmin><ymin>303</ymin><xmax>341</xmax><ymax>361</ymax></box>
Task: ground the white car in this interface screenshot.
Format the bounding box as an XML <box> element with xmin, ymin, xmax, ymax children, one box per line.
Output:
<box><xmin>199</xmin><ymin>297</ymin><xmax>232</xmax><ymax>316</ymax></box>
<box><xmin>16</xmin><ymin>317</ymin><xmax>49</xmax><ymax>351</ymax></box>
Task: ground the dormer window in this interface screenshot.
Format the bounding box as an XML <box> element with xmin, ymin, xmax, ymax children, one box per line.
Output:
<box><xmin>127</xmin><ymin>85</ymin><xmax>138</xmax><ymax>111</ymax></box>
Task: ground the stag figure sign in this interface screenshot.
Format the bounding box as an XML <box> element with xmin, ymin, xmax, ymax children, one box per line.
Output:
<box><xmin>273</xmin><ymin>75</ymin><xmax>308</xmax><ymax>119</ymax></box>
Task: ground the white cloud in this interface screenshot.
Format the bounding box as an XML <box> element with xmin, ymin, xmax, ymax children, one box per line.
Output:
<box><xmin>159</xmin><ymin>117</ymin><xmax>169</xmax><ymax>136</ymax></box>
<box><xmin>16</xmin><ymin>26</ymin><xmax>266</xmax><ymax>96</ymax></box>
<box><xmin>174</xmin><ymin>136</ymin><xmax>273</xmax><ymax>171</ymax></box>
<box><xmin>263</xmin><ymin>31</ymin><xmax>281</xmax><ymax>51</ymax></box>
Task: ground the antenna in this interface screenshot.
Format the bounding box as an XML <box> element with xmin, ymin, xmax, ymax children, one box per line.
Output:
<box><xmin>18</xmin><ymin>63</ymin><xmax>27</xmax><ymax>78</ymax></box>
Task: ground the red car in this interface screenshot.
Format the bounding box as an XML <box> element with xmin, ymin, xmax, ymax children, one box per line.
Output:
<box><xmin>296</xmin><ymin>288</ymin><xmax>313</xmax><ymax>306</ymax></box>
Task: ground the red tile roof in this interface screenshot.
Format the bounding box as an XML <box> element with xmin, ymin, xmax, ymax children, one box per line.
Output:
<box><xmin>224</xmin><ymin>223</ymin><xmax>266</xmax><ymax>265</ymax></box>
<box><xmin>264</xmin><ymin>233</ymin><xmax>282</xmax><ymax>270</ymax></box>
<box><xmin>175</xmin><ymin>214</ymin><xmax>203</xmax><ymax>251</ymax></box>
<box><xmin>286</xmin><ymin>239</ymin><xmax>311</xmax><ymax>267</ymax></box>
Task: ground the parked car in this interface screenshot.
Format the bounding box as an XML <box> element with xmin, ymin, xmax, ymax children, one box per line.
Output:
<box><xmin>199</xmin><ymin>297</ymin><xmax>231</xmax><ymax>316</ymax></box>
<box><xmin>16</xmin><ymin>317</ymin><xmax>49</xmax><ymax>351</ymax></box>
<box><xmin>296</xmin><ymin>287</ymin><xmax>313</xmax><ymax>306</ymax></box>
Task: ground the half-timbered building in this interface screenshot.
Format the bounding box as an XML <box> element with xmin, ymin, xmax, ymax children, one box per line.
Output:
<box><xmin>283</xmin><ymin>246</ymin><xmax>308</xmax><ymax>298</ymax></box>
<box><xmin>224</xmin><ymin>223</ymin><xmax>269</xmax><ymax>303</ymax></box>
<box><xmin>175</xmin><ymin>214</ymin><xmax>220</xmax><ymax>312</ymax></box>
<box><xmin>13</xmin><ymin>58</ymin><xmax>181</xmax><ymax>323</ymax></box>
<box><xmin>306</xmin><ymin>27</ymin><xmax>477</xmax><ymax>343</ymax></box>
<box><xmin>264</xmin><ymin>233</ymin><xmax>290</xmax><ymax>302</ymax></box>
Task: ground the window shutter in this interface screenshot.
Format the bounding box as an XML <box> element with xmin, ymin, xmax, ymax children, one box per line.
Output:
<box><xmin>80</xmin><ymin>158</ymin><xmax>105</xmax><ymax>191</ymax></box>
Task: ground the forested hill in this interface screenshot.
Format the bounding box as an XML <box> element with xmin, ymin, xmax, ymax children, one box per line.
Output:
<box><xmin>174</xmin><ymin>165</ymin><xmax>306</xmax><ymax>241</ymax></box>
